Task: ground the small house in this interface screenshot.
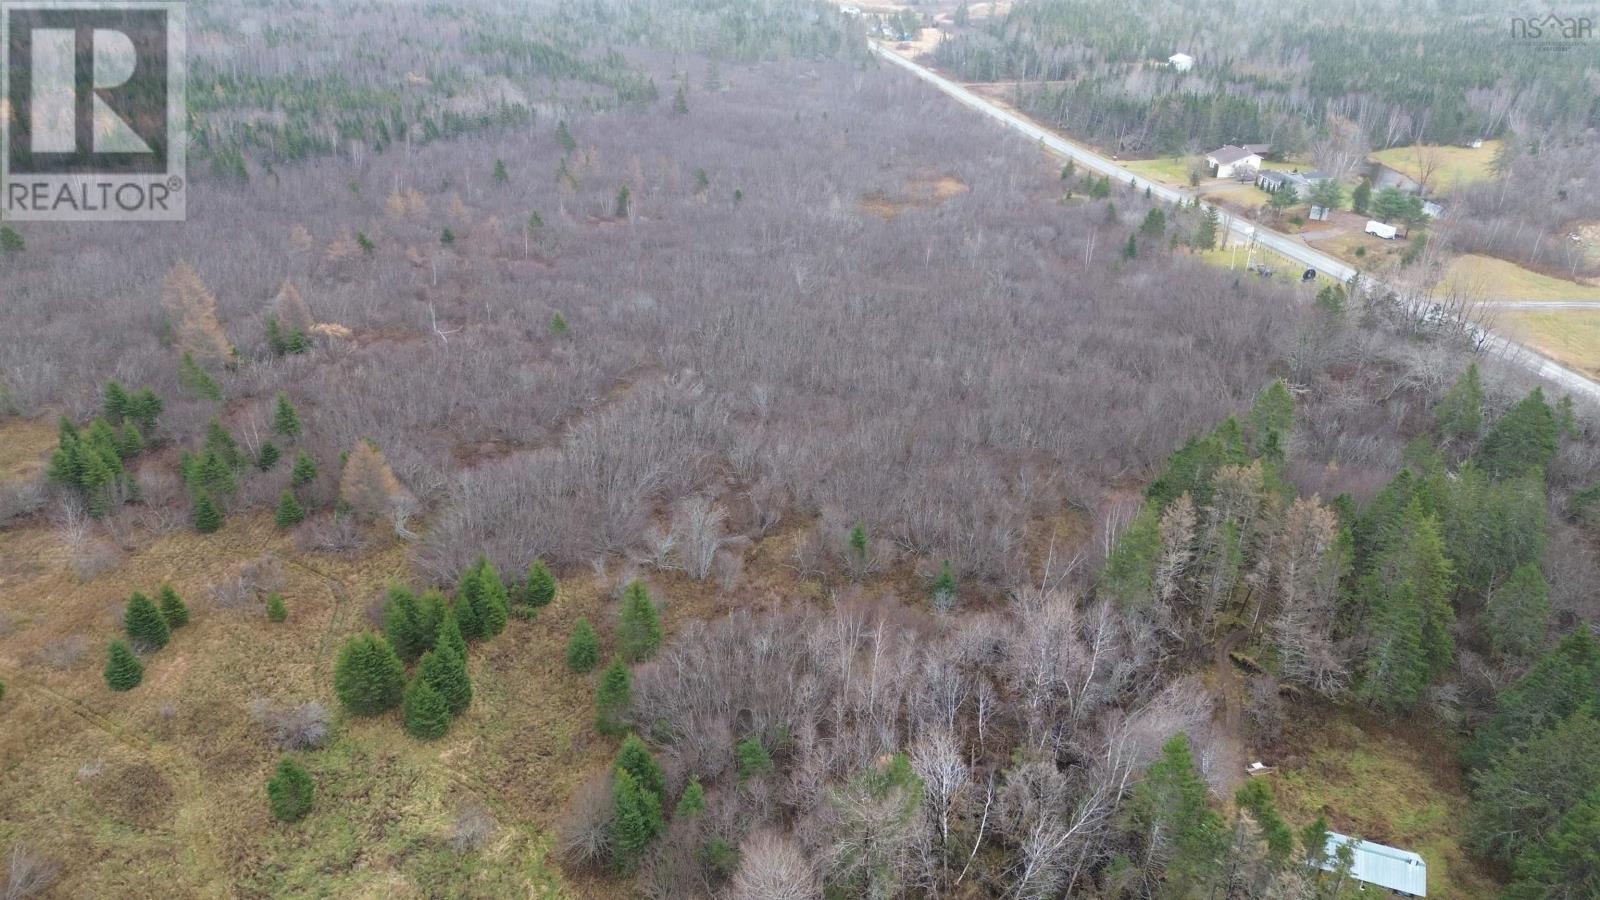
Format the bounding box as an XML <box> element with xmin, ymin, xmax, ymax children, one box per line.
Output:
<box><xmin>1169</xmin><ymin>52</ymin><xmax>1195</xmax><ymax>71</ymax></box>
<box><xmin>1205</xmin><ymin>145</ymin><xmax>1262</xmax><ymax>179</ymax></box>
<box><xmin>1256</xmin><ymin>169</ymin><xmax>1326</xmax><ymax>197</ymax></box>
<box><xmin>1319</xmin><ymin>833</ymin><xmax>1426</xmax><ymax>897</ymax></box>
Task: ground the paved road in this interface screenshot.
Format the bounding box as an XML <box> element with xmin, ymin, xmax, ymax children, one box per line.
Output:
<box><xmin>1482</xmin><ymin>300</ymin><xmax>1600</xmax><ymax>310</ymax></box>
<box><xmin>871</xmin><ymin>43</ymin><xmax>1600</xmax><ymax>401</ymax></box>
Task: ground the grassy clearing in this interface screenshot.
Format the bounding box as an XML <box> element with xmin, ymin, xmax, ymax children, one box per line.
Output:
<box><xmin>0</xmin><ymin>512</ymin><xmax>626</xmax><ymax>898</ymax></box>
<box><xmin>1370</xmin><ymin>141</ymin><xmax>1501</xmax><ymax>192</ymax></box>
<box><xmin>1496</xmin><ymin>309</ymin><xmax>1600</xmax><ymax>378</ymax></box>
<box><xmin>0</xmin><ymin>417</ymin><xmax>55</xmax><ymax>483</ymax></box>
<box><xmin>1440</xmin><ymin>253</ymin><xmax>1600</xmax><ymax>301</ymax></box>
<box><xmin>1194</xmin><ymin>239</ymin><xmax>1299</xmax><ymax>275</ymax></box>
<box><xmin>1315</xmin><ymin>230</ymin><xmax>1407</xmax><ymax>271</ymax></box>
<box><xmin>1122</xmin><ymin>155</ymin><xmax>1201</xmax><ymax>185</ymax></box>
<box><xmin>1271</xmin><ymin>707</ymin><xmax>1501</xmax><ymax>899</ymax></box>
<box><xmin>1201</xmin><ymin>182</ymin><xmax>1274</xmax><ymax>209</ymax></box>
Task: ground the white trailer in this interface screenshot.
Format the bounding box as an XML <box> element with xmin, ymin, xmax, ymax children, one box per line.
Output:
<box><xmin>1365</xmin><ymin>220</ymin><xmax>1399</xmax><ymax>240</ymax></box>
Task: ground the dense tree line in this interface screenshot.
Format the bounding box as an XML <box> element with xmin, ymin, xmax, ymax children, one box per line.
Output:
<box><xmin>932</xmin><ymin>0</ymin><xmax>1598</xmax><ymax>155</ymax></box>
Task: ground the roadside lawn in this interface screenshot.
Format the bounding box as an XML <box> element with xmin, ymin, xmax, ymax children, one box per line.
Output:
<box><xmin>1122</xmin><ymin>156</ymin><xmax>1201</xmax><ymax>186</ymax></box>
<box><xmin>1496</xmin><ymin>309</ymin><xmax>1600</xmax><ymax>379</ymax></box>
<box><xmin>1441</xmin><ymin>254</ymin><xmax>1600</xmax><ymax>301</ymax></box>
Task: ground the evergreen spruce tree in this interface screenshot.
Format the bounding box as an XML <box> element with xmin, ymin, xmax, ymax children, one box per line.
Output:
<box><xmin>332</xmin><ymin>633</ymin><xmax>405</xmax><ymax>715</ymax></box>
<box><xmin>128</xmin><ymin>388</ymin><xmax>163</xmax><ymax>434</ymax></box>
<box><xmin>419</xmin><ymin>646</ymin><xmax>473</xmax><ymax>716</ymax></box>
<box><xmin>257</xmin><ymin>440</ymin><xmax>281</xmax><ymax>471</ymax></box>
<box><xmin>1101</xmin><ymin>502</ymin><xmax>1162</xmax><ymax>609</ymax></box>
<box><xmin>1235</xmin><ymin>779</ymin><xmax>1294</xmax><ymax>863</ymax></box>
<box><xmin>1359</xmin><ymin>580</ymin><xmax>1429</xmax><ymax>709</ymax></box>
<box><xmin>103</xmin><ymin>381</ymin><xmax>131</xmax><ymax>423</ymax></box>
<box><xmin>566</xmin><ymin>618</ymin><xmax>600</xmax><ymax>672</ymax></box>
<box><xmin>1122</xmin><ymin>232</ymin><xmax>1138</xmax><ymax>260</ymax></box>
<box><xmin>1557</xmin><ymin>394</ymin><xmax>1578</xmax><ymax>438</ymax></box>
<box><xmin>1195</xmin><ymin>206</ymin><xmax>1220</xmax><ymax>250</ymax></box>
<box><xmin>0</xmin><ymin>224</ymin><xmax>24</xmax><ymax>257</ymax></box>
<box><xmin>437</xmin><ymin>609</ymin><xmax>468</xmax><ymax>661</ymax></box>
<box><xmin>1130</xmin><ymin>734</ymin><xmax>1227</xmax><ymax>895</ymax></box>
<box><xmin>555</xmin><ymin>119</ymin><xmax>576</xmax><ymax>152</ymax></box>
<box><xmin>118</xmin><ymin>422</ymin><xmax>144</xmax><ymax>459</ymax></box>
<box><xmin>737</xmin><ymin>737</ymin><xmax>774</xmax><ymax>781</ymax></box>
<box><xmin>454</xmin><ymin>563</ymin><xmax>486</xmax><ymax>640</ymax></box>
<box><xmin>617</xmin><ymin>580</ymin><xmax>661</xmax><ymax>662</ymax></box>
<box><xmin>272</xmin><ymin>392</ymin><xmax>302</xmax><ymax>439</ymax></box>
<box><xmin>158</xmin><ymin>584</ymin><xmax>189</xmax><ymax>628</ymax></box>
<box><xmin>404</xmin><ymin>676</ymin><xmax>451</xmax><ymax>739</ymax></box>
<box><xmin>676</xmin><ymin>777</ymin><xmax>705</xmax><ymax>817</ymax></box>
<box><xmin>383</xmin><ymin>587</ymin><xmax>428</xmax><ymax>661</ymax></box>
<box><xmin>1351</xmin><ymin>179</ymin><xmax>1372</xmax><ymax>215</ymax></box>
<box><xmin>193</xmin><ymin>492</ymin><xmax>223</xmax><ymax>533</ymax></box>
<box><xmin>595</xmin><ymin>657</ymin><xmax>631</xmax><ymax>735</ymax></box>
<box><xmin>124</xmin><ymin>591</ymin><xmax>171</xmax><ymax>650</ymax></box>
<box><xmin>474</xmin><ymin>557</ymin><xmax>509</xmax><ymax>637</ymax></box>
<box><xmin>1478</xmin><ymin>387</ymin><xmax>1559</xmax><ymax>479</ymax></box>
<box><xmin>104</xmin><ymin>640</ymin><xmax>144</xmax><ymax>691</ymax></box>
<box><xmin>179</xmin><ymin>352</ymin><xmax>222</xmax><ymax>401</ymax></box>
<box><xmin>521</xmin><ymin>559</ymin><xmax>557</xmax><ymax>615</ymax></box>
<box><xmin>204</xmin><ymin>418</ymin><xmax>243</xmax><ymax>470</ymax></box>
<box><xmin>492</xmin><ymin>159</ymin><xmax>509</xmax><ymax>184</ymax></box>
<box><xmin>266</xmin><ymin>592</ymin><xmax>288</xmax><ymax>622</ymax></box>
<box><xmin>848</xmin><ymin>523</ymin><xmax>868</xmax><ymax>566</ymax></box>
<box><xmin>931</xmin><ymin>561</ymin><xmax>956</xmax><ymax>611</ymax></box>
<box><xmin>611</xmin><ymin>768</ymin><xmax>664</xmax><ymax>866</ymax></box>
<box><xmin>267</xmin><ymin>758</ymin><xmax>315</xmax><ymax>822</ymax></box>
<box><xmin>266</xmin><ymin>316</ymin><xmax>288</xmax><ymax>356</ymax></box>
<box><xmin>290</xmin><ymin>451</ymin><xmax>318</xmax><ymax>487</ymax></box>
<box><xmin>1487</xmin><ymin>562</ymin><xmax>1551</xmax><ymax>660</ymax></box>
<box><xmin>275</xmin><ymin>489</ymin><xmax>305</xmax><ymax>528</ymax></box>
<box><xmin>1249</xmin><ymin>378</ymin><xmax>1296</xmax><ymax>451</ymax></box>
<box><xmin>1436</xmin><ymin>362</ymin><xmax>1485</xmax><ymax>440</ymax></box>
<box><xmin>616</xmin><ymin>734</ymin><xmax>666</xmax><ymax>798</ymax></box>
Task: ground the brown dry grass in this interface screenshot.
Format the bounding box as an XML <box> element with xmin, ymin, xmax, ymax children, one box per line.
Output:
<box><xmin>861</xmin><ymin>174</ymin><xmax>968</xmax><ymax>220</ymax></box>
<box><xmin>0</xmin><ymin>417</ymin><xmax>55</xmax><ymax>484</ymax></box>
<box><xmin>0</xmin><ymin>510</ymin><xmax>628</xmax><ymax>897</ymax></box>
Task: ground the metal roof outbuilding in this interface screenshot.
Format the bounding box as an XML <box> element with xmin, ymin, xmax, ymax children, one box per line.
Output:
<box><xmin>1319</xmin><ymin>832</ymin><xmax>1427</xmax><ymax>897</ymax></box>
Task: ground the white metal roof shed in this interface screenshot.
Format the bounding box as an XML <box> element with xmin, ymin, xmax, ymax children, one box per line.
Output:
<box><xmin>1319</xmin><ymin>832</ymin><xmax>1427</xmax><ymax>897</ymax></box>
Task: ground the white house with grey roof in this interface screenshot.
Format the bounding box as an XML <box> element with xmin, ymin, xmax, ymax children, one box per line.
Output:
<box><xmin>1205</xmin><ymin>145</ymin><xmax>1262</xmax><ymax>179</ymax></box>
<box><xmin>1318</xmin><ymin>832</ymin><xmax>1426</xmax><ymax>897</ymax></box>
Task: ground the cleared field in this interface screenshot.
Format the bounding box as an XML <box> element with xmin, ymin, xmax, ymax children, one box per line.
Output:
<box><xmin>1313</xmin><ymin>229</ymin><xmax>1408</xmax><ymax>271</ymax></box>
<box><xmin>1202</xmin><ymin>182</ymin><xmax>1274</xmax><ymax>208</ymax></box>
<box><xmin>1194</xmin><ymin>239</ymin><xmax>1300</xmax><ymax>276</ymax></box>
<box><xmin>1122</xmin><ymin>155</ymin><xmax>1202</xmax><ymax>185</ymax></box>
<box><xmin>1440</xmin><ymin>254</ymin><xmax>1600</xmax><ymax>301</ymax></box>
<box><xmin>1496</xmin><ymin>309</ymin><xmax>1600</xmax><ymax>378</ymax></box>
<box><xmin>1370</xmin><ymin>141</ymin><xmax>1501</xmax><ymax>192</ymax></box>
<box><xmin>1272</xmin><ymin>708</ymin><xmax>1501</xmax><ymax>899</ymax></box>
<box><xmin>0</xmin><ymin>422</ymin><xmax>623</xmax><ymax>898</ymax></box>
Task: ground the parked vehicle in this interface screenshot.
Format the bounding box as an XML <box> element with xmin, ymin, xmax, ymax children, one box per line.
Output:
<box><xmin>1365</xmin><ymin>220</ymin><xmax>1398</xmax><ymax>240</ymax></box>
